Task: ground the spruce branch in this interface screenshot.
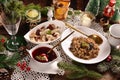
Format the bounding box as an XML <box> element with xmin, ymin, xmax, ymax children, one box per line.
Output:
<box><xmin>58</xmin><ymin>62</ymin><xmax>85</xmax><ymax>73</ymax></box>
<box><xmin>112</xmin><ymin>55</ymin><xmax>120</xmax><ymax>63</ymax></box>
<box><xmin>0</xmin><ymin>54</ymin><xmax>7</xmax><ymax>61</ymax></box>
<box><xmin>0</xmin><ymin>53</ymin><xmax>21</xmax><ymax>69</ymax></box>
<box><xmin>86</xmin><ymin>70</ymin><xmax>102</xmax><ymax>79</ymax></box>
<box><xmin>58</xmin><ymin>62</ymin><xmax>102</xmax><ymax>79</ymax></box>
<box><xmin>72</xmin><ymin>60</ymin><xmax>88</xmax><ymax>71</ymax></box>
<box><xmin>111</xmin><ymin>48</ymin><xmax>120</xmax><ymax>56</ymax></box>
<box><xmin>67</xmin><ymin>72</ymin><xmax>86</xmax><ymax>79</ymax></box>
<box><xmin>97</xmin><ymin>48</ymin><xmax>120</xmax><ymax>74</ymax></box>
<box><xmin>5</xmin><ymin>53</ymin><xmax>21</xmax><ymax>68</ymax></box>
<box><xmin>97</xmin><ymin>62</ymin><xmax>110</xmax><ymax>72</ymax></box>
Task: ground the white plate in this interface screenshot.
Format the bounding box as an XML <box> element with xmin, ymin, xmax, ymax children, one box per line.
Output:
<box><xmin>61</xmin><ymin>26</ymin><xmax>111</xmax><ymax>64</ymax></box>
<box><xmin>24</xmin><ymin>20</ymin><xmax>65</xmax><ymax>44</ymax></box>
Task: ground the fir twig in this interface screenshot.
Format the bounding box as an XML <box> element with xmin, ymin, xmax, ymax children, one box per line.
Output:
<box><xmin>0</xmin><ymin>53</ymin><xmax>21</xmax><ymax>69</ymax></box>
<box><xmin>58</xmin><ymin>62</ymin><xmax>102</xmax><ymax>79</ymax></box>
<box><xmin>86</xmin><ymin>70</ymin><xmax>102</xmax><ymax>79</ymax></box>
<box><xmin>111</xmin><ymin>48</ymin><xmax>120</xmax><ymax>56</ymax></box>
<box><xmin>58</xmin><ymin>62</ymin><xmax>85</xmax><ymax>73</ymax></box>
<box><xmin>67</xmin><ymin>72</ymin><xmax>86</xmax><ymax>79</ymax></box>
<box><xmin>5</xmin><ymin>53</ymin><xmax>21</xmax><ymax>67</ymax></box>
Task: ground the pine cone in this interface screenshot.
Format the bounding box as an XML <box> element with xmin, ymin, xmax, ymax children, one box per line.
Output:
<box><xmin>0</xmin><ymin>68</ymin><xmax>9</xmax><ymax>79</ymax></box>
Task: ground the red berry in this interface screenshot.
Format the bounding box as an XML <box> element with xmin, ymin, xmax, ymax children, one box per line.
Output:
<box><xmin>106</xmin><ymin>55</ymin><xmax>112</xmax><ymax>62</ymax></box>
<box><xmin>16</xmin><ymin>62</ymin><xmax>21</xmax><ymax>67</ymax></box>
<box><xmin>22</xmin><ymin>61</ymin><xmax>27</xmax><ymax>67</ymax></box>
<box><xmin>0</xmin><ymin>38</ymin><xmax>5</xmax><ymax>43</ymax></box>
<box><xmin>20</xmin><ymin>66</ymin><xmax>25</xmax><ymax>70</ymax></box>
<box><xmin>26</xmin><ymin>67</ymin><xmax>31</xmax><ymax>71</ymax></box>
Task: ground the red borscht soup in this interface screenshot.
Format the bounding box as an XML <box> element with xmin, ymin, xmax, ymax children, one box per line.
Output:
<box><xmin>32</xmin><ymin>47</ymin><xmax>57</xmax><ymax>63</ymax></box>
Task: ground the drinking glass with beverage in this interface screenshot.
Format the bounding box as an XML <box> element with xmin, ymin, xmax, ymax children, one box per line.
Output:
<box><xmin>53</xmin><ymin>0</ymin><xmax>70</xmax><ymax>20</ymax></box>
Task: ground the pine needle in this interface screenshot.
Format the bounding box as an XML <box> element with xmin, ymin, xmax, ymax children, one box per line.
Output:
<box><xmin>0</xmin><ymin>53</ymin><xmax>21</xmax><ymax>69</ymax></box>
<box><xmin>86</xmin><ymin>70</ymin><xmax>102</xmax><ymax>79</ymax></box>
<box><xmin>5</xmin><ymin>53</ymin><xmax>21</xmax><ymax>68</ymax></box>
<box><xmin>67</xmin><ymin>72</ymin><xmax>86</xmax><ymax>79</ymax></box>
<box><xmin>58</xmin><ymin>62</ymin><xmax>85</xmax><ymax>73</ymax></box>
<box><xmin>58</xmin><ymin>62</ymin><xmax>102</xmax><ymax>79</ymax></box>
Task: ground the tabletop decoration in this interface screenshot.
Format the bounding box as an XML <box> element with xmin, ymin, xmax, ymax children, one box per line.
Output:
<box><xmin>58</xmin><ymin>61</ymin><xmax>102</xmax><ymax>80</ymax></box>
<box><xmin>11</xmin><ymin>54</ymin><xmax>50</xmax><ymax>80</ymax></box>
<box><xmin>56</xmin><ymin>47</ymin><xmax>120</xmax><ymax>80</ymax></box>
<box><xmin>97</xmin><ymin>48</ymin><xmax>120</xmax><ymax>75</ymax></box>
<box><xmin>85</xmin><ymin>0</ymin><xmax>120</xmax><ymax>23</ymax></box>
<box><xmin>16</xmin><ymin>61</ymin><xmax>31</xmax><ymax>71</ymax></box>
<box><xmin>0</xmin><ymin>52</ymin><xmax>21</xmax><ymax>69</ymax></box>
<box><xmin>100</xmin><ymin>0</ymin><xmax>116</xmax><ymax>32</ymax></box>
<box><xmin>111</xmin><ymin>8</ymin><xmax>120</xmax><ymax>23</ymax></box>
<box><xmin>25</xmin><ymin>3</ymin><xmax>41</xmax><ymax>29</ymax></box>
<box><xmin>0</xmin><ymin>35</ymin><xmax>7</xmax><ymax>52</ymax></box>
<box><xmin>0</xmin><ymin>68</ymin><xmax>9</xmax><ymax>79</ymax></box>
<box><xmin>0</xmin><ymin>35</ymin><xmax>22</xmax><ymax>69</ymax></box>
<box><xmin>0</xmin><ymin>35</ymin><xmax>27</xmax><ymax>79</ymax></box>
<box><xmin>80</xmin><ymin>11</ymin><xmax>95</xmax><ymax>27</ymax></box>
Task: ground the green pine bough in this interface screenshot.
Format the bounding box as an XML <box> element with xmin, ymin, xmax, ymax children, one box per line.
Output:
<box><xmin>0</xmin><ymin>53</ymin><xmax>21</xmax><ymax>69</ymax></box>
<box><xmin>97</xmin><ymin>48</ymin><xmax>120</xmax><ymax>74</ymax></box>
<box><xmin>58</xmin><ymin>61</ymin><xmax>102</xmax><ymax>79</ymax></box>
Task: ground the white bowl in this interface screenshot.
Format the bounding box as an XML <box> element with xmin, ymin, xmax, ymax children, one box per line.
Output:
<box><xmin>26</xmin><ymin>44</ymin><xmax>61</xmax><ymax>64</ymax></box>
<box><xmin>27</xmin><ymin>44</ymin><xmax>62</xmax><ymax>74</ymax></box>
<box><xmin>108</xmin><ymin>24</ymin><xmax>120</xmax><ymax>47</ymax></box>
<box><xmin>24</xmin><ymin>20</ymin><xmax>65</xmax><ymax>44</ymax></box>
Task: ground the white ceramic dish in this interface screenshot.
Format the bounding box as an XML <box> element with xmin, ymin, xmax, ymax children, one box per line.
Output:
<box><xmin>108</xmin><ymin>24</ymin><xmax>120</xmax><ymax>47</ymax></box>
<box><xmin>24</xmin><ymin>20</ymin><xmax>65</xmax><ymax>44</ymax></box>
<box><xmin>61</xmin><ymin>26</ymin><xmax>111</xmax><ymax>64</ymax></box>
<box><xmin>27</xmin><ymin>44</ymin><xmax>62</xmax><ymax>74</ymax></box>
